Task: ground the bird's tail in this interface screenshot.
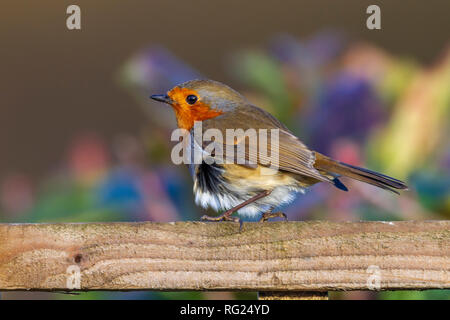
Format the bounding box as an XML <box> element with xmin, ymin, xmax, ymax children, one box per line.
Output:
<box><xmin>313</xmin><ymin>152</ymin><xmax>408</xmax><ymax>194</ymax></box>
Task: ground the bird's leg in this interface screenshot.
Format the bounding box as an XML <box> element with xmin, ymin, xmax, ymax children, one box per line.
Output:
<box><xmin>259</xmin><ymin>207</ymin><xmax>288</xmax><ymax>222</ymax></box>
<box><xmin>201</xmin><ymin>190</ymin><xmax>272</xmax><ymax>230</ymax></box>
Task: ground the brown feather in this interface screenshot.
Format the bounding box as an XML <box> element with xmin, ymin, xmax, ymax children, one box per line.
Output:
<box><xmin>199</xmin><ymin>104</ymin><xmax>331</xmax><ymax>183</ymax></box>
<box><xmin>313</xmin><ymin>152</ymin><xmax>408</xmax><ymax>194</ymax></box>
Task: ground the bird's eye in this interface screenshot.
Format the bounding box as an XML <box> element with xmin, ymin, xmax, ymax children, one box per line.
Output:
<box><xmin>186</xmin><ymin>95</ymin><xmax>198</xmax><ymax>105</ymax></box>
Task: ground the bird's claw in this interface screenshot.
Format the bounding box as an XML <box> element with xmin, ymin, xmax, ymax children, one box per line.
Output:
<box><xmin>259</xmin><ymin>211</ymin><xmax>288</xmax><ymax>222</ymax></box>
<box><xmin>201</xmin><ymin>214</ymin><xmax>243</xmax><ymax>231</ymax></box>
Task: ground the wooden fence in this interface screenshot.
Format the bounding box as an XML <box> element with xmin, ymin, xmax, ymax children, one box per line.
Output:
<box><xmin>0</xmin><ymin>221</ymin><xmax>449</xmax><ymax>299</ymax></box>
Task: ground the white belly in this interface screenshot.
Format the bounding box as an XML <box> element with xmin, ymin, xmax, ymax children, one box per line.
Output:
<box><xmin>193</xmin><ymin>163</ymin><xmax>305</xmax><ymax>218</ymax></box>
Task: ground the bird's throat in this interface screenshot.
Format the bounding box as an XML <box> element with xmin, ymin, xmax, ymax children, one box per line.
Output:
<box><xmin>172</xmin><ymin>103</ymin><xmax>223</xmax><ymax>130</ymax></box>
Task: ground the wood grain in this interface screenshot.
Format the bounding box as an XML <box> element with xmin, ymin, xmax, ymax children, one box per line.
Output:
<box><xmin>0</xmin><ymin>221</ymin><xmax>449</xmax><ymax>291</ymax></box>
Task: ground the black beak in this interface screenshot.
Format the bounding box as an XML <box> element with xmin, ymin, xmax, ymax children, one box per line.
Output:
<box><xmin>150</xmin><ymin>94</ymin><xmax>172</xmax><ymax>104</ymax></box>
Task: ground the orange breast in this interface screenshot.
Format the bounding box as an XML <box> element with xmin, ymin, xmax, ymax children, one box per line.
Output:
<box><xmin>168</xmin><ymin>87</ymin><xmax>223</xmax><ymax>130</ymax></box>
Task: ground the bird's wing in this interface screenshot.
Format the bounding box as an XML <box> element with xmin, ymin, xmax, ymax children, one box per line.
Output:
<box><xmin>195</xmin><ymin>104</ymin><xmax>331</xmax><ymax>183</ymax></box>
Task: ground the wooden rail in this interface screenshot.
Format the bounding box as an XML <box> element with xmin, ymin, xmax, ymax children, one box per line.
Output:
<box><xmin>0</xmin><ymin>221</ymin><xmax>449</xmax><ymax>296</ymax></box>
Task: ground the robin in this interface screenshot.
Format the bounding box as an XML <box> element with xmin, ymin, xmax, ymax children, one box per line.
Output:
<box><xmin>151</xmin><ymin>79</ymin><xmax>407</xmax><ymax>227</ymax></box>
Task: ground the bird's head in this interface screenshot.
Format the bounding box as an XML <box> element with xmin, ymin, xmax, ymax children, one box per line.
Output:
<box><xmin>150</xmin><ymin>79</ymin><xmax>247</xmax><ymax>130</ymax></box>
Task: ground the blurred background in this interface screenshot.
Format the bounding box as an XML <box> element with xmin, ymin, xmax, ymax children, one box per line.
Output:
<box><xmin>0</xmin><ymin>0</ymin><xmax>449</xmax><ymax>300</ymax></box>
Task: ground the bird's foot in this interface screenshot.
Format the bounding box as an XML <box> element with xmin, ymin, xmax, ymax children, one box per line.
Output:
<box><xmin>259</xmin><ymin>211</ymin><xmax>288</xmax><ymax>222</ymax></box>
<box><xmin>201</xmin><ymin>212</ymin><xmax>243</xmax><ymax>231</ymax></box>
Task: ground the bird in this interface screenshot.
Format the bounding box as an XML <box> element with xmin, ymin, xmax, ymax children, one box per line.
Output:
<box><xmin>151</xmin><ymin>79</ymin><xmax>407</xmax><ymax>227</ymax></box>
